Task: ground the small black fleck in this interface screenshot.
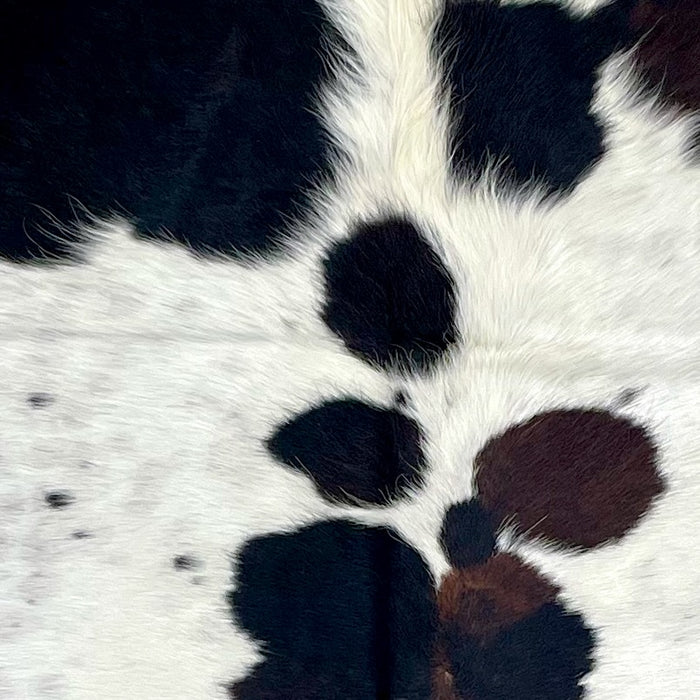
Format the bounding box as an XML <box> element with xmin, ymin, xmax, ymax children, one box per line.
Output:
<box><xmin>173</xmin><ymin>555</ymin><xmax>200</xmax><ymax>571</ymax></box>
<box><xmin>71</xmin><ymin>531</ymin><xmax>92</xmax><ymax>539</ymax></box>
<box><xmin>394</xmin><ymin>391</ymin><xmax>409</xmax><ymax>407</ymax></box>
<box><xmin>45</xmin><ymin>492</ymin><xmax>74</xmax><ymax>509</ymax></box>
<box><xmin>28</xmin><ymin>393</ymin><xmax>54</xmax><ymax>408</ymax></box>
<box><xmin>617</xmin><ymin>388</ymin><xmax>642</xmax><ymax>406</ymax></box>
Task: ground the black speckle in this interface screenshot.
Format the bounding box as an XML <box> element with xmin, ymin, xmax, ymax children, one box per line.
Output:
<box><xmin>444</xmin><ymin>601</ymin><xmax>595</xmax><ymax>700</ymax></box>
<box><xmin>71</xmin><ymin>531</ymin><xmax>92</xmax><ymax>539</ymax></box>
<box><xmin>322</xmin><ymin>217</ymin><xmax>458</xmax><ymax>373</ymax></box>
<box><xmin>617</xmin><ymin>387</ymin><xmax>641</xmax><ymax>406</ymax></box>
<box><xmin>28</xmin><ymin>393</ymin><xmax>54</xmax><ymax>409</ymax></box>
<box><xmin>229</xmin><ymin>520</ymin><xmax>436</xmax><ymax>699</ymax></box>
<box><xmin>433</xmin><ymin>0</ymin><xmax>635</xmax><ymax>193</ymax></box>
<box><xmin>267</xmin><ymin>399</ymin><xmax>426</xmax><ymax>506</ymax></box>
<box><xmin>440</xmin><ymin>500</ymin><xmax>496</xmax><ymax>568</ymax></box>
<box><xmin>394</xmin><ymin>391</ymin><xmax>409</xmax><ymax>407</ymax></box>
<box><xmin>173</xmin><ymin>555</ymin><xmax>200</xmax><ymax>571</ymax></box>
<box><xmin>44</xmin><ymin>491</ymin><xmax>74</xmax><ymax>509</ymax></box>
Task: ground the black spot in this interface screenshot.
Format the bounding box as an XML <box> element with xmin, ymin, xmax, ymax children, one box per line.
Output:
<box><xmin>440</xmin><ymin>500</ymin><xmax>496</xmax><ymax>568</ymax></box>
<box><xmin>433</xmin><ymin>0</ymin><xmax>635</xmax><ymax>193</ymax></box>
<box><xmin>173</xmin><ymin>555</ymin><xmax>200</xmax><ymax>571</ymax></box>
<box><xmin>394</xmin><ymin>390</ymin><xmax>409</xmax><ymax>407</ymax></box>
<box><xmin>27</xmin><ymin>393</ymin><xmax>54</xmax><ymax>408</ymax></box>
<box><xmin>44</xmin><ymin>492</ymin><xmax>74</xmax><ymax>509</ymax></box>
<box><xmin>0</xmin><ymin>0</ymin><xmax>336</xmax><ymax>261</ymax></box>
<box><xmin>322</xmin><ymin>218</ymin><xmax>458</xmax><ymax>373</ymax></box>
<box><xmin>267</xmin><ymin>399</ymin><xmax>426</xmax><ymax>506</ymax></box>
<box><xmin>229</xmin><ymin>520</ymin><xmax>436</xmax><ymax>699</ymax></box>
<box><xmin>444</xmin><ymin>602</ymin><xmax>595</xmax><ymax>700</ymax></box>
<box><xmin>71</xmin><ymin>531</ymin><xmax>92</xmax><ymax>539</ymax></box>
<box><xmin>617</xmin><ymin>387</ymin><xmax>641</xmax><ymax>406</ymax></box>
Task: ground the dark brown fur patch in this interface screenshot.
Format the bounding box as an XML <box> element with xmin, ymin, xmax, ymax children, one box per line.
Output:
<box><xmin>631</xmin><ymin>0</ymin><xmax>700</xmax><ymax>112</ymax></box>
<box><xmin>436</xmin><ymin>554</ymin><xmax>558</xmax><ymax>642</ymax></box>
<box><xmin>475</xmin><ymin>409</ymin><xmax>664</xmax><ymax>549</ymax></box>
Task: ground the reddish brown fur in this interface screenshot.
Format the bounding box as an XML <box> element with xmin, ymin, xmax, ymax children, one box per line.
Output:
<box><xmin>475</xmin><ymin>409</ymin><xmax>664</xmax><ymax>549</ymax></box>
<box><xmin>437</xmin><ymin>554</ymin><xmax>558</xmax><ymax>642</ymax></box>
<box><xmin>631</xmin><ymin>0</ymin><xmax>700</xmax><ymax>112</ymax></box>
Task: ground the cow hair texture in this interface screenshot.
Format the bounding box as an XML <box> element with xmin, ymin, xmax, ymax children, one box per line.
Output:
<box><xmin>1</xmin><ymin>0</ymin><xmax>699</xmax><ymax>698</ymax></box>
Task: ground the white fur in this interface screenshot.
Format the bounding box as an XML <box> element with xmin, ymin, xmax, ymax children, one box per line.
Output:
<box><xmin>1</xmin><ymin>0</ymin><xmax>699</xmax><ymax>697</ymax></box>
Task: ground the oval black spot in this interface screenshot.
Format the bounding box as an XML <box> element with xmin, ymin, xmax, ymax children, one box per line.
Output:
<box><xmin>322</xmin><ymin>218</ymin><xmax>458</xmax><ymax>373</ymax></box>
<box><xmin>45</xmin><ymin>492</ymin><xmax>73</xmax><ymax>509</ymax></box>
<box><xmin>229</xmin><ymin>520</ymin><xmax>436</xmax><ymax>699</ymax></box>
<box><xmin>440</xmin><ymin>500</ymin><xmax>496</xmax><ymax>568</ymax></box>
<box><xmin>433</xmin><ymin>0</ymin><xmax>635</xmax><ymax>193</ymax></box>
<box><xmin>173</xmin><ymin>555</ymin><xmax>199</xmax><ymax>571</ymax></box>
<box><xmin>444</xmin><ymin>601</ymin><xmax>595</xmax><ymax>700</ymax></box>
<box><xmin>28</xmin><ymin>393</ymin><xmax>54</xmax><ymax>409</ymax></box>
<box><xmin>267</xmin><ymin>399</ymin><xmax>426</xmax><ymax>506</ymax></box>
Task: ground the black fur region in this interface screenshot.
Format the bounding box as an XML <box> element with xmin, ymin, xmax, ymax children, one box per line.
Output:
<box><xmin>434</xmin><ymin>0</ymin><xmax>635</xmax><ymax>193</ymax></box>
<box><xmin>0</xmin><ymin>0</ymin><xmax>333</xmax><ymax>261</ymax></box>
<box><xmin>229</xmin><ymin>520</ymin><xmax>436</xmax><ymax>699</ymax></box>
<box><xmin>322</xmin><ymin>218</ymin><xmax>458</xmax><ymax>373</ymax></box>
<box><xmin>267</xmin><ymin>399</ymin><xmax>426</xmax><ymax>506</ymax></box>
<box><xmin>444</xmin><ymin>602</ymin><xmax>595</xmax><ymax>700</ymax></box>
<box><xmin>440</xmin><ymin>500</ymin><xmax>496</xmax><ymax>568</ymax></box>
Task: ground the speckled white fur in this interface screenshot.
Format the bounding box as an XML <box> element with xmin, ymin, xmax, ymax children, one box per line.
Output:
<box><xmin>1</xmin><ymin>0</ymin><xmax>699</xmax><ymax>697</ymax></box>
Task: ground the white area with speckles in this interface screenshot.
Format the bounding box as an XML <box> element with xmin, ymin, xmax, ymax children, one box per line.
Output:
<box><xmin>1</xmin><ymin>0</ymin><xmax>700</xmax><ymax>698</ymax></box>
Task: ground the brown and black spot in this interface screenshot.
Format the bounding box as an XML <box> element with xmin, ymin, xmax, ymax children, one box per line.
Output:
<box><xmin>475</xmin><ymin>409</ymin><xmax>664</xmax><ymax>549</ymax></box>
<box><xmin>434</xmin><ymin>554</ymin><xmax>594</xmax><ymax>700</ymax></box>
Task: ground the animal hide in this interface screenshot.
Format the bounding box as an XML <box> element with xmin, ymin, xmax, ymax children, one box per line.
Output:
<box><xmin>1</xmin><ymin>0</ymin><xmax>699</xmax><ymax>698</ymax></box>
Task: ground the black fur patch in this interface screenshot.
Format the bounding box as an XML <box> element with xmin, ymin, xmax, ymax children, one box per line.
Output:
<box><xmin>440</xmin><ymin>500</ymin><xmax>496</xmax><ymax>568</ymax></box>
<box><xmin>267</xmin><ymin>399</ymin><xmax>426</xmax><ymax>506</ymax></box>
<box><xmin>444</xmin><ymin>601</ymin><xmax>595</xmax><ymax>699</ymax></box>
<box><xmin>322</xmin><ymin>218</ymin><xmax>458</xmax><ymax>373</ymax></box>
<box><xmin>0</xmin><ymin>0</ymin><xmax>333</xmax><ymax>261</ymax></box>
<box><xmin>229</xmin><ymin>520</ymin><xmax>436</xmax><ymax>699</ymax></box>
<box><xmin>434</xmin><ymin>0</ymin><xmax>635</xmax><ymax>193</ymax></box>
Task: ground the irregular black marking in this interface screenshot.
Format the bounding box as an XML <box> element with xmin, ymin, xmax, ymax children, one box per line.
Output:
<box><xmin>27</xmin><ymin>393</ymin><xmax>54</xmax><ymax>408</ymax></box>
<box><xmin>394</xmin><ymin>390</ymin><xmax>409</xmax><ymax>407</ymax></box>
<box><xmin>267</xmin><ymin>399</ymin><xmax>426</xmax><ymax>506</ymax></box>
<box><xmin>433</xmin><ymin>0</ymin><xmax>635</xmax><ymax>193</ymax></box>
<box><xmin>71</xmin><ymin>531</ymin><xmax>92</xmax><ymax>539</ymax></box>
<box><xmin>444</xmin><ymin>601</ymin><xmax>595</xmax><ymax>700</ymax></box>
<box><xmin>229</xmin><ymin>520</ymin><xmax>436</xmax><ymax>699</ymax></box>
<box><xmin>617</xmin><ymin>387</ymin><xmax>642</xmax><ymax>406</ymax></box>
<box><xmin>173</xmin><ymin>555</ymin><xmax>200</xmax><ymax>571</ymax></box>
<box><xmin>440</xmin><ymin>500</ymin><xmax>496</xmax><ymax>568</ymax></box>
<box><xmin>45</xmin><ymin>492</ymin><xmax>74</xmax><ymax>509</ymax></box>
<box><xmin>1</xmin><ymin>0</ymin><xmax>336</xmax><ymax>261</ymax></box>
<box><xmin>322</xmin><ymin>218</ymin><xmax>458</xmax><ymax>373</ymax></box>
